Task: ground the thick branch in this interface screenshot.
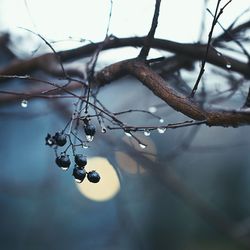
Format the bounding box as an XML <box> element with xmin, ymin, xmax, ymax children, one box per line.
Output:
<box><xmin>95</xmin><ymin>59</ymin><xmax>250</xmax><ymax>127</ymax></box>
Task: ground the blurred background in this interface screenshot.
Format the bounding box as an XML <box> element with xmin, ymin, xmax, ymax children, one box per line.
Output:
<box><xmin>0</xmin><ymin>1</ymin><xmax>250</xmax><ymax>249</ymax></box>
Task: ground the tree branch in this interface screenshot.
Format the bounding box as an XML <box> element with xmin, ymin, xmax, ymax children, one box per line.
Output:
<box><xmin>1</xmin><ymin>35</ymin><xmax>249</xmax><ymax>81</ymax></box>
<box><xmin>94</xmin><ymin>59</ymin><xmax>250</xmax><ymax>127</ymax></box>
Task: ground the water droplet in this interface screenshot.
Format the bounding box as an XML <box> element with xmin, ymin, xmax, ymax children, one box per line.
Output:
<box><xmin>125</xmin><ymin>131</ymin><xmax>132</xmax><ymax>137</ymax></box>
<box><xmin>148</xmin><ymin>106</ymin><xmax>157</xmax><ymax>113</ymax></box>
<box><xmin>86</xmin><ymin>135</ymin><xmax>94</xmax><ymax>142</ymax></box>
<box><xmin>21</xmin><ymin>99</ymin><xmax>28</xmax><ymax>108</ymax></box>
<box><xmin>139</xmin><ymin>143</ymin><xmax>147</xmax><ymax>149</ymax></box>
<box><xmin>226</xmin><ymin>64</ymin><xmax>231</xmax><ymax>69</ymax></box>
<box><xmin>47</xmin><ymin>139</ymin><xmax>54</xmax><ymax>146</ymax></box>
<box><xmin>159</xmin><ymin>118</ymin><xmax>164</xmax><ymax>123</ymax></box>
<box><xmin>157</xmin><ymin>127</ymin><xmax>166</xmax><ymax>134</ymax></box>
<box><xmin>144</xmin><ymin>130</ymin><xmax>151</xmax><ymax>136</ymax></box>
<box><xmin>101</xmin><ymin>126</ymin><xmax>107</xmax><ymax>133</ymax></box>
<box><xmin>61</xmin><ymin>166</ymin><xmax>69</xmax><ymax>171</ymax></box>
<box><xmin>74</xmin><ymin>178</ymin><xmax>83</xmax><ymax>183</ymax></box>
<box><xmin>83</xmin><ymin>144</ymin><xmax>89</xmax><ymax>149</ymax></box>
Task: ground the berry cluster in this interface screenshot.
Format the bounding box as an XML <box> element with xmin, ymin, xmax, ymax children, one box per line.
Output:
<box><xmin>45</xmin><ymin>122</ymin><xmax>100</xmax><ymax>184</ymax></box>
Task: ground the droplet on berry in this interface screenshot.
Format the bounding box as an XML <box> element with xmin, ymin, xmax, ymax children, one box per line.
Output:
<box><xmin>144</xmin><ymin>130</ymin><xmax>151</xmax><ymax>136</ymax></box>
<box><xmin>55</xmin><ymin>155</ymin><xmax>71</xmax><ymax>170</ymax></box>
<box><xmin>87</xmin><ymin>170</ymin><xmax>101</xmax><ymax>183</ymax></box>
<box><xmin>157</xmin><ymin>127</ymin><xmax>166</xmax><ymax>134</ymax></box>
<box><xmin>53</xmin><ymin>132</ymin><xmax>67</xmax><ymax>147</ymax></box>
<box><xmin>21</xmin><ymin>99</ymin><xmax>28</xmax><ymax>108</ymax></box>
<box><xmin>45</xmin><ymin>133</ymin><xmax>55</xmax><ymax>146</ymax></box>
<box><xmin>84</xmin><ymin>124</ymin><xmax>96</xmax><ymax>136</ymax></box>
<box><xmin>86</xmin><ymin>135</ymin><xmax>94</xmax><ymax>142</ymax></box>
<box><xmin>73</xmin><ymin>166</ymin><xmax>86</xmax><ymax>183</ymax></box>
<box><xmin>75</xmin><ymin>154</ymin><xmax>87</xmax><ymax>168</ymax></box>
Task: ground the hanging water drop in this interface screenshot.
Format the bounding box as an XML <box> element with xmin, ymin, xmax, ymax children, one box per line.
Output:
<box><xmin>101</xmin><ymin>126</ymin><xmax>107</xmax><ymax>133</ymax></box>
<box><xmin>159</xmin><ymin>118</ymin><xmax>164</xmax><ymax>123</ymax></box>
<box><xmin>21</xmin><ymin>99</ymin><xmax>28</xmax><ymax>108</ymax></box>
<box><xmin>125</xmin><ymin>131</ymin><xmax>132</xmax><ymax>137</ymax></box>
<box><xmin>148</xmin><ymin>106</ymin><xmax>157</xmax><ymax>113</ymax></box>
<box><xmin>61</xmin><ymin>166</ymin><xmax>69</xmax><ymax>171</ymax></box>
<box><xmin>144</xmin><ymin>130</ymin><xmax>151</xmax><ymax>137</ymax></box>
<box><xmin>86</xmin><ymin>135</ymin><xmax>94</xmax><ymax>142</ymax></box>
<box><xmin>226</xmin><ymin>63</ymin><xmax>231</xmax><ymax>69</ymax></box>
<box><xmin>83</xmin><ymin>144</ymin><xmax>89</xmax><ymax>149</ymax></box>
<box><xmin>139</xmin><ymin>143</ymin><xmax>147</xmax><ymax>149</ymax></box>
<box><xmin>157</xmin><ymin>127</ymin><xmax>166</xmax><ymax>134</ymax></box>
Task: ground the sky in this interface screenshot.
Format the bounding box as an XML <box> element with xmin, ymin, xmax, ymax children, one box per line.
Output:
<box><xmin>0</xmin><ymin>0</ymin><xmax>249</xmax><ymax>54</ymax></box>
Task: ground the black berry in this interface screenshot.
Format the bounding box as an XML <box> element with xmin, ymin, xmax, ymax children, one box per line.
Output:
<box><xmin>54</xmin><ymin>132</ymin><xmax>67</xmax><ymax>147</ymax></box>
<box><xmin>75</xmin><ymin>154</ymin><xmax>87</xmax><ymax>168</ymax></box>
<box><xmin>55</xmin><ymin>155</ymin><xmax>71</xmax><ymax>170</ymax></box>
<box><xmin>87</xmin><ymin>170</ymin><xmax>100</xmax><ymax>183</ymax></box>
<box><xmin>45</xmin><ymin>133</ymin><xmax>55</xmax><ymax>146</ymax></box>
<box><xmin>84</xmin><ymin>124</ymin><xmax>96</xmax><ymax>136</ymax></box>
<box><xmin>73</xmin><ymin>166</ymin><xmax>86</xmax><ymax>183</ymax></box>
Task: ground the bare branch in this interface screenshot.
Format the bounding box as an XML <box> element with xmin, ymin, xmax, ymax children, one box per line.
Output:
<box><xmin>138</xmin><ymin>0</ymin><xmax>161</xmax><ymax>59</ymax></box>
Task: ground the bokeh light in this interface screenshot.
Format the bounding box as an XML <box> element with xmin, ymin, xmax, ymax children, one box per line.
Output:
<box><xmin>75</xmin><ymin>157</ymin><xmax>120</xmax><ymax>202</ymax></box>
<box><xmin>115</xmin><ymin>134</ymin><xmax>157</xmax><ymax>174</ymax></box>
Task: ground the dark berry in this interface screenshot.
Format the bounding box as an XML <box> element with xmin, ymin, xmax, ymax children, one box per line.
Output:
<box><xmin>87</xmin><ymin>170</ymin><xmax>100</xmax><ymax>183</ymax></box>
<box><xmin>75</xmin><ymin>154</ymin><xmax>87</xmax><ymax>168</ymax></box>
<box><xmin>55</xmin><ymin>155</ymin><xmax>71</xmax><ymax>170</ymax></box>
<box><xmin>84</xmin><ymin>124</ymin><xmax>96</xmax><ymax>136</ymax></box>
<box><xmin>45</xmin><ymin>133</ymin><xmax>55</xmax><ymax>146</ymax></box>
<box><xmin>73</xmin><ymin>166</ymin><xmax>86</xmax><ymax>183</ymax></box>
<box><xmin>53</xmin><ymin>132</ymin><xmax>67</xmax><ymax>147</ymax></box>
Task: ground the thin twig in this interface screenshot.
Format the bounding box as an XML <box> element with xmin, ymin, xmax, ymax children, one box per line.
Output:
<box><xmin>190</xmin><ymin>0</ymin><xmax>232</xmax><ymax>97</ymax></box>
<box><xmin>138</xmin><ymin>0</ymin><xmax>161</xmax><ymax>59</ymax></box>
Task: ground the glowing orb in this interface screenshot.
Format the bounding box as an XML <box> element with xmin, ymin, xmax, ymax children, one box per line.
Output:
<box><xmin>75</xmin><ymin>157</ymin><xmax>120</xmax><ymax>202</ymax></box>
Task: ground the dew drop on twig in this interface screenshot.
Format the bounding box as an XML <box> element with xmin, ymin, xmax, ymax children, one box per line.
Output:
<box><xmin>226</xmin><ymin>64</ymin><xmax>232</xmax><ymax>69</ymax></box>
<box><xmin>21</xmin><ymin>99</ymin><xmax>28</xmax><ymax>108</ymax></box>
<box><xmin>139</xmin><ymin>143</ymin><xmax>147</xmax><ymax>149</ymax></box>
<box><xmin>125</xmin><ymin>131</ymin><xmax>132</xmax><ymax>137</ymax></box>
<box><xmin>157</xmin><ymin>127</ymin><xmax>166</xmax><ymax>134</ymax></box>
<box><xmin>144</xmin><ymin>130</ymin><xmax>151</xmax><ymax>137</ymax></box>
<box><xmin>101</xmin><ymin>126</ymin><xmax>107</xmax><ymax>133</ymax></box>
<box><xmin>148</xmin><ymin>106</ymin><xmax>157</xmax><ymax>113</ymax></box>
<box><xmin>83</xmin><ymin>144</ymin><xmax>89</xmax><ymax>149</ymax></box>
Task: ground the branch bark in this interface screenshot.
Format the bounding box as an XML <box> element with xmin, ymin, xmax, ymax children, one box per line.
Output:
<box><xmin>94</xmin><ymin>59</ymin><xmax>250</xmax><ymax>127</ymax></box>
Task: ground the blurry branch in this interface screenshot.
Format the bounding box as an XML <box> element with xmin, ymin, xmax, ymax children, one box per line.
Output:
<box><xmin>0</xmin><ymin>33</ymin><xmax>16</xmax><ymax>59</ymax></box>
<box><xmin>207</xmin><ymin>10</ymin><xmax>250</xmax><ymax>63</ymax></box>
<box><xmin>0</xmin><ymin>18</ymin><xmax>250</xmax><ymax>80</ymax></box>
<box><xmin>0</xmin><ymin>17</ymin><xmax>250</xmax><ymax>128</ymax></box>
<box><xmin>0</xmin><ymin>81</ymin><xmax>82</xmax><ymax>105</ymax></box>
<box><xmin>106</xmin><ymin>135</ymin><xmax>250</xmax><ymax>248</ymax></box>
<box><xmin>214</xmin><ymin>20</ymin><xmax>250</xmax><ymax>43</ymax></box>
<box><xmin>243</xmin><ymin>87</ymin><xmax>250</xmax><ymax>108</ymax></box>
